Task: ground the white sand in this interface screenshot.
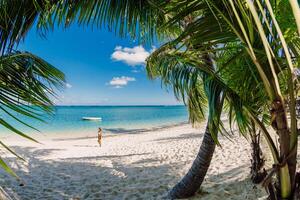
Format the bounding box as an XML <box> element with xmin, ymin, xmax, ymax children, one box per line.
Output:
<box><xmin>0</xmin><ymin>122</ymin><xmax>268</xmax><ymax>200</ymax></box>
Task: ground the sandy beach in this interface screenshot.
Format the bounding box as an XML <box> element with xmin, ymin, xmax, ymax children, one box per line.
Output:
<box><xmin>0</xmin><ymin>122</ymin><xmax>268</xmax><ymax>200</ymax></box>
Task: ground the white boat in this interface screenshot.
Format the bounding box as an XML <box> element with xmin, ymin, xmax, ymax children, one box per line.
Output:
<box><xmin>82</xmin><ymin>117</ymin><xmax>102</xmax><ymax>121</ymax></box>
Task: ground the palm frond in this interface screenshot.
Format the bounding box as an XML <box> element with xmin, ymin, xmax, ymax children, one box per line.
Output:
<box><xmin>147</xmin><ymin>44</ymin><xmax>207</xmax><ymax>122</ymax></box>
<box><xmin>0</xmin><ymin>0</ymin><xmax>49</xmax><ymax>54</ymax></box>
<box><xmin>0</xmin><ymin>51</ymin><xmax>65</xmax><ymax>175</ymax></box>
<box><xmin>0</xmin><ymin>0</ymin><xmax>176</xmax><ymax>53</ymax></box>
<box><xmin>37</xmin><ymin>0</ymin><xmax>174</xmax><ymax>43</ymax></box>
<box><xmin>0</xmin><ymin>51</ymin><xmax>65</xmax><ymax>137</ymax></box>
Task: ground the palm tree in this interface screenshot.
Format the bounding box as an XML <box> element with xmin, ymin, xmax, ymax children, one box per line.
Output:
<box><xmin>146</xmin><ymin>1</ymin><xmax>300</xmax><ymax>198</ymax></box>
<box><xmin>165</xmin><ymin>0</ymin><xmax>300</xmax><ymax>198</ymax></box>
<box><xmin>146</xmin><ymin>37</ymin><xmax>263</xmax><ymax>200</ymax></box>
<box><xmin>145</xmin><ymin>2</ymin><xmax>264</xmax><ymax>197</ymax></box>
<box><xmin>0</xmin><ymin>1</ymin><xmax>66</xmax><ymax>176</ymax></box>
<box><xmin>147</xmin><ymin>43</ymin><xmax>224</xmax><ymax>198</ymax></box>
<box><xmin>208</xmin><ymin>1</ymin><xmax>299</xmax><ymax>198</ymax></box>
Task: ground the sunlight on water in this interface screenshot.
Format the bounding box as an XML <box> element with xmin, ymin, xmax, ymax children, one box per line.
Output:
<box><xmin>0</xmin><ymin>106</ymin><xmax>188</xmax><ymax>134</ymax></box>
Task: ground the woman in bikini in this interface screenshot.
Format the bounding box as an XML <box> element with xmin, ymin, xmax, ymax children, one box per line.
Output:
<box><xmin>98</xmin><ymin>127</ymin><xmax>103</xmax><ymax>147</ymax></box>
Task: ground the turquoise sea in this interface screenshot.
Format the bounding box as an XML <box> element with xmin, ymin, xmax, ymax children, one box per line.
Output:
<box><xmin>0</xmin><ymin>106</ymin><xmax>188</xmax><ymax>135</ymax></box>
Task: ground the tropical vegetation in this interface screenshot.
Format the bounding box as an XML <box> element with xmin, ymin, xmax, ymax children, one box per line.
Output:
<box><xmin>146</xmin><ymin>0</ymin><xmax>300</xmax><ymax>199</ymax></box>
<box><xmin>0</xmin><ymin>0</ymin><xmax>65</xmax><ymax>177</ymax></box>
<box><xmin>1</xmin><ymin>0</ymin><xmax>300</xmax><ymax>199</ymax></box>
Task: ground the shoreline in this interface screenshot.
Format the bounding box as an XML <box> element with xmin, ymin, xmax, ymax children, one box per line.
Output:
<box><xmin>0</xmin><ymin>122</ymin><xmax>267</xmax><ymax>199</ymax></box>
<box><xmin>0</xmin><ymin>121</ymin><xmax>189</xmax><ymax>142</ymax></box>
<box><xmin>50</xmin><ymin>121</ymin><xmax>189</xmax><ymax>142</ymax></box>
<box><xmin>0</xmin><ymin>121</ymin><xmax>189</xmax><ymax>141</ymax></box>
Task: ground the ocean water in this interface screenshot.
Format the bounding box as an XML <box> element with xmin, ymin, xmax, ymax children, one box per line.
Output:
<box><xmin>0</xmin><ymin>106</ymin><xmax>188</xmax><ymax>135</ymax></box>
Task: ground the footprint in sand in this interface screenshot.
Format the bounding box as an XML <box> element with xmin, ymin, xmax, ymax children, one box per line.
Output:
<box><xmin>110</xmin><ymin>169</ymin><xmax>127</xmax><ymax>178</ymax></box>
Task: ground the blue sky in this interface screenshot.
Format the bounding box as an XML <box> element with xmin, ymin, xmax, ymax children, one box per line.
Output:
<box><xmin>19</xmin><ymin>24</ymin><xmax>182</xmax><ymax>105</ymax></box>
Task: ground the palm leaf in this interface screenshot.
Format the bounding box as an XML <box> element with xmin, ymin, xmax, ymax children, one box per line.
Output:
<box><xmin>0</xmin><ymin>51</ymin><xmax>65</xmax><ymax>175</ymax></box>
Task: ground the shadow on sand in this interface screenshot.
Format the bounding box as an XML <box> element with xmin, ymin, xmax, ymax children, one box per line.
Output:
<box><xmin>0</xmin><ymin>146</ymin><xmax>263</xmax><ymax>200</ymax></box>
<box><xmin>153</xmin><ymin>133</ymin><xmax>202</xmax><ymax>143</ymax></box>
<box><xmin>0</xmin><ymin>147</ymin><xmax>174</xmax><ymax>200</ymax></box>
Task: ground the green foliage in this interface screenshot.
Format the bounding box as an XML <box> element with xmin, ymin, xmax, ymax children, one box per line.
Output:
<box><xmin>147</xmin><ymin>44</ymin><xmax>208</xmax><ymax>125</ymax></box>
<box><xmin>38</xmin><ymin>0</ymin><xmax>176</xmax><ymax>43</ymax></box>
<box><xmin>0</xmin><ymin>51</ymin><xmax>65</xmax><ymax>176</ymax></box>
<box><xmin>159</xmin><ymin>0</ymin><xmax>299</xmax><ymax>198</ymax></box>
<box><xmin>0</xmin><ymin>0</ymin><xmax>65</xmax><ymax>177</ymax></box>
<box><xmin>146</xmin><ymin>42</ymin><xmax>253</xmax><ymax>144</ymax></box>
<box><xmin>0</xmin><ymin>0</ymin><xmax>48</xmax><ymax>54</ymax></box>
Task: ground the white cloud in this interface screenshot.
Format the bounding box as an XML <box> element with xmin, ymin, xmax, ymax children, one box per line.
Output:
<box><xmin>111</xmin><ymin>45</ymin><xmax>150</xmax><ymax>66</ymax></box>
<box><xmin>65</xmin><ymin>83</ymin><xmax>72</xmax><ymax>88</ymax></box>
<box><xmin>108</xmin><ymin>76</ymin><xmax>136</xmax><ymax>88</ymax></box>
<box><xmin>114</xmin><ymin>46</ymin><xmax>122</xmax><ymax>51</ymax></box>
<box><xmin>131</xmin><ymin>69</ymin><xmax>140</xmax><ymax>73</ymax></box>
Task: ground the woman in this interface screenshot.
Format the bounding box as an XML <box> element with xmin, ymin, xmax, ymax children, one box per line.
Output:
<box><xmin>98</xmin><ymin>128</ymin><xmax>103</xmax><ymax>147</ymax></box>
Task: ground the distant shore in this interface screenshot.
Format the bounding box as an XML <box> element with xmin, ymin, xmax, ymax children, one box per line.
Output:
<box><xmin>0</xmin><ymin>122</ymin><xmax>267</xmax><ymax>199</ymax></box>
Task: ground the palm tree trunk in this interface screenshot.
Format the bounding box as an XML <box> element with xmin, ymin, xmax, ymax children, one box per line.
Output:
<box><xmin>270</xmin><ymin>99</ymin><xmax>292</xmax><ymax>198</ymax></box>
<box><xmin>250</xmin><ymin>130</ymin><xmax>266</xmax><ymax>184</ymax></box>
<box><xmin>168</xmin><ymin>124</ymin><xmax>215</xmax><ymax>199</ymax></box>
